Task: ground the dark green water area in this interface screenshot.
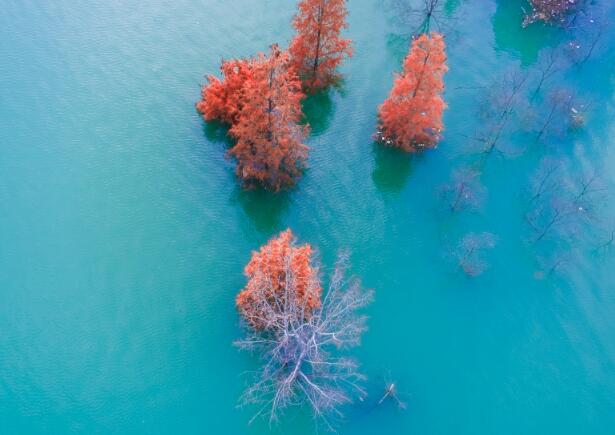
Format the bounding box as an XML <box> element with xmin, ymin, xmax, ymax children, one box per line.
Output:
<box><xmin>1</xmin><ymin>1</ymin><xmax>615</xmax><ymax>433</ymax></box>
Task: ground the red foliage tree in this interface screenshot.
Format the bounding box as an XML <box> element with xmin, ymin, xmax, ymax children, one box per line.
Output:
<box><xmin>197</xmin><ymin>58</ymin><xmax>254</xmax><ymax>125</ymax></box>
<box><xmin>236</xmin><ymin>229</ymin><xmax>321</xmax><ymax>329</ymax></box>
<box><xmin>377</xmin><ymin>32</ymin><xmax>448</xmax><ymax>152</ymax></box>
<box><xmin>228</xmin><ymin>45</ymin><xmax>309</xmax><ymax>190</ymax></box>
<box><xmin>289</xmin><ymin>0</ymin><xmax>352</xmax><ymax>91</ymax></box>
<box><xmin>523</xmin><ymin>0</ymin><xmax>582</xmax><ymax>27</ymax></box>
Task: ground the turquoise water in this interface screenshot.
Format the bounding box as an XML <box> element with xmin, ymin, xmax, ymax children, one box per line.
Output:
<box><xmin>1</xmin><ymin>0</ymin><xmax>615</xmax><ymax>433</ymax></box>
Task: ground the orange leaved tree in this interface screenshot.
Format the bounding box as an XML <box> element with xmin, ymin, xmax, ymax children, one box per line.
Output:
<box><xmin>196</xmin><ymin>58</ymin><xmax>254</xmax><ymax>125</ymax></box>
<box><xmin>235</xmin><ymin>232</ymin><xmax>373</xmax><ymax>424</ymax></box>
<box><xmin>236</xmin><ymin>229</ymin><xmax>321</xmax><ymax>329</ymax></box>
<box><xmin>377</xmin><ymin>32</ymin><xmax>448</xmax><ymax>152</ymax></box>
<box><xmin>229</xmin><ymin>45</ymin><xmax>309</xmax><ymax>191</ymax></box>
<box><xmin>289</xmin><ymin>0</ymin><xmax>352</xmax><ymax>91</ymax></box>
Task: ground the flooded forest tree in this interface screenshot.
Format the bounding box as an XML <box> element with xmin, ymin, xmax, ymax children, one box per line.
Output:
<box><xmin>236</xmin><ymin>229</ymin><xmax>321</xmax><ymax>328</ymax></box>
<box><xmin>229</xmin><ymin>45</ymin><xmax>309</xmax><ymax>191</ymax></box>
<box><xmin>475</xmin><ymin>70</ymin><xmax>528</xmax><ymax>156</ymax></box>
<box><xmin>454</xmin><ymin>232</ymin><xmax>497</xmax><ymax>277</ymax></box>
<box><xmin>235</xmin><ymin>230</ymin><xmax>373</xmax><ymax>428</ymax></box>
<box><xmin>523</xmin><ymin>0</ymin><xmax>583</xmax><ymax>27</ymax></box>
<box><xmin>525</xmin><ymin>156</ymin><xmax>608</xmax><ymax>275</ymax></box>
<box><xmin>289</xmin><ymin>0</ymin><xmax>353</xmax><ymax>91</ymax></box>
<box><xmin>391</xmin><ymin>0</ymin><xmax>454</xmax><ymax>35</ymax></box>
<box><xmin>439</xmin><ymin>167</ymin><xmax>486</xmax><ymax>214</ymax></box>
<box><xmin>527</xmin><ymin>170</ymin><xmax>604</xmax><ymax>243</ymax></box>
<box><xmin>197</xmin><ymin>58</ymin><xmax>254</xmax><ymax>125</ymax></box>
<box><xmin>377</xmin><ymin>32</ymin><xmax>448</xmax><ymax>152</ymax></box>
<box><xmin>531</xmin><ymin>88</ymin><xmax>582</xmax><ymax>143</ymax></box>
<box><xmin>198</xmin><ymin>45</ymin><xmax>309</xmax><ymax>191</ymax></box>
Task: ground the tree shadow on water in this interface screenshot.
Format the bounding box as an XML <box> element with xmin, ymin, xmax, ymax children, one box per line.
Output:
<box><xmin>202</xmin><ymin>119</ymin><xmax>233</xmax><ymax>149</ymax></box>
<box><xmin>204</xmin><ymin>114</ymin><xmax>291</xmax><ymax>235</ymax></box>
<box><xmin>302</xmin><ymin>89</ymin><xmax>335</xmax><ymax>137</ymax></box>
<box><xmin>386</xmin><ymin>33</ymin><xmax>410</xmax><ymax>64</ymax></box>
<box><xmin>232</xmin><ymin>187</ymin><xmax>291</xmax><ymax>235</ymax></box>
<box><xmin>371</xmin><ymin>143</ymin><xmax>413</xmax><ymax>194</ymax></box>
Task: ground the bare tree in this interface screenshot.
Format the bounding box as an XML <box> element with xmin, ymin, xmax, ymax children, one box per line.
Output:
<box><xmin>390</xmin><ymin>0</ymin><xmax>458</xmax><ymax>35</ymax></box>
<box><xmin>526</xmin><ymin>186</ymin><xmax>576</xmax><ymax>244</ymax></box>
<box><xmin>235</xmin><ymin>253</ymin><xmax>373</xmax><ymax>429</ymax></box>
<box><xmin>594</xmin><ymin>225</ymin><xmax>615</xmax><ymax>256</ymax></box>
<box><xmin>475</xmin><ymin>70</ymin><xmax>529</xmax><ymax>156</ymax></box>
<box><xmin>530</xmin><ymin>48</ymin><xmax>567</xmax><ymax>101</ymax></box>
<box><xmin>526</xmin><ymin>157</ymin><xmax>562</xmax><ymax>207</ymax></box>
<box><xmin>535</xmin><ymin>250</ymin><xmax>573</xmax><ymax>279</ymax></box>
<box><xmin>526</xmin><ymin>160</ymin><xmax>606</xmax><ymax>243</ymax></box>
<box><xmin>566</xmin><ymin>19</ymin><xmax>606</xmax><ymax>67</ymax></box>
<box><xmin>454</xmin><ymin>232</ymin><xmax>497</xmax><ymax>277</ymax></box>
<box><xmin>377</xmin><ymin>381</ymin><xmax>407</xmax><ymax>409</ymax></box>
<box><xmin>532</xmin><ymin>88</ymin><xmax>579</xmax><ymax>143</ymax></box>
<box><xmin>523</xmin><ymin>0</ymin><xmax>606</xmax><ymax>67</ymax></box>
<box><xmin>439</xmin><ymin>167</ymin><xmax>486</xmax><ymax>213</ymax></box>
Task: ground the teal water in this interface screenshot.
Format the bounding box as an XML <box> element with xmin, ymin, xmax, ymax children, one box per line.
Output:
<box><xmin>1</xmin><ymin>1</ymin><xmax>615</xmax><ymax>433</ymax></box>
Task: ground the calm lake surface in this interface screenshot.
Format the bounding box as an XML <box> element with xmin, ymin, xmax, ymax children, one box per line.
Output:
<box><xmin>1</xmin><ymin>1</ymin><xmax>615</xmax><ymax>433</ymax></box>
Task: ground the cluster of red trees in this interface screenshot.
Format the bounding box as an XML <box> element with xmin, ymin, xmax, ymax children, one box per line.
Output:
<box><xmin>377</xmin><ymin>32</ymin><xmax>448</xmax><ymax>152</ymax></box>
<box><xmin>199</xmin><ymin>1</ymin><xmax>451</xmax><ymax>185</ymax></box>
<box><xmin>198</xmin><ymin>0</ymin><xmax>352</xmax><ymax>190</ymax></box>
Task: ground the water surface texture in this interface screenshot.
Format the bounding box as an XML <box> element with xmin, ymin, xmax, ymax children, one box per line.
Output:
<box><xmin>1</xmin><ymin>1</ymin><xmax>615</xmax><ymax>434</ymax></box>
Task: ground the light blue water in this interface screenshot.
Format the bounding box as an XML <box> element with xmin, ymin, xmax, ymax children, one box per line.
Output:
<box><xmin>1</xmin><ymin>1</ymin><xmax>615</xmax><ymax>434</ymax></box>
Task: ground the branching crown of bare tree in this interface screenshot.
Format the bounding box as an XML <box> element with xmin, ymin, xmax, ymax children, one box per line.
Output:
<box><xmin>531</xmin><ymin>88</ymin><xmax>582</xmax><ymax>143</ymax></box>
<box><xmin>235</xmin><ymin>251</ymin><xmax>373</xmax><ymax>429</ymax></box>
<box><xmin>526</xmin><ymin>157</ymin><xmax>606</xmax><ymax>244</ymax></box>
<box><xmin>475</xmin><ymin>70</ymin><xmax>529</xmax><ymax>156</ymax></box>
<box><xmin>391</xmin><ymin>0</ymin><xmax>458</xmax><ymax>36</ymax></box>
<box><xmin>440</xmin><ymin>167</ymin><xmax>486</xmax><ymax>213</ymax></box>
<box><xmin>455</xmin><ymin>232</ymin><xmax>497</xmax><ymax>277</ymax></box>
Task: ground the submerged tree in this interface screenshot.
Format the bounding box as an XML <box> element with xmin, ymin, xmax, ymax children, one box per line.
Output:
<box><xmin>229</xmin><ymin>45</ymin><xmax>310</xmax><ymax>191</ymax></box>
<box><xmin>289</xmin><ymin>0</ymin><xmax>352</xmax><ymax>91</ymax></box>
<box><xmin>566</xmin><ymin>18</ymin><xmax>606</xmax><ymax>67</ymax></box>
<box><xmin>197</xmin><ymin>58</ymin><xmax>254</xmax><ymax>125</ymax></box>
<box><xmin>526</xmin><ymin>157</ymin><xmax>562</xmax><ymax>207</ymax></box>
<box><xmin>236</xmin><ymin>231</ymin><xmax>373</xmax><ymax>428</ymax></box>
<box><xmin>526</xmin><ymin>158</ymin><xmax>605</xmax><ymax>243</ymax></box>
<box><xmin>377</xmin><ymin>380</ymin><xmax>407</xmax><ymax>409</ymax></box>
<box><xmin>475</xmin><ymin>70</ymin><xmax>528</xmax><ymax>156</ymax></box>
<box><xmin>531</xmin><ymin>88</ymin><xmax>583</xmax><ymax>143</ymax></box>
<box><xmin>439</xmin><ymin>167</ymin><xmax>486</xmax><ymax>213</ymax></box>
<box><xmin>453</xmin><ymin>232</ymin><xmax>497</xmax><ymax>277</ymax></box>
<box><xmin>526</xmin><ymin>158</ymin><xmax>612</xmax><ymax>277</ymax></box>
<box><xmin>530</xmin><ymin>48</ymin><xmax>567</xmax><ymax>101</ymax></box>
<box><xmin>391</xmin><ymin>0</ymin><xmax>456</xmax><ymax>35</ymax></box>
<box><xmin>594</xmin><ymin>225</ymin><xmax>615</xmax><ymax>256</ymax></box>
<box><xmin>535</xmin><ymin>250</ymin><xmax>573</xmax><ymax>278</ymax></box>
<box><xmin>377</xmin><ymin>32</ymin><xmax>448</xmax><ymax>152</ymax></box>
<box><xmin>523</xmin><ymin>0</ymin><xmax>583</xmax><ymax>27</ymax></box>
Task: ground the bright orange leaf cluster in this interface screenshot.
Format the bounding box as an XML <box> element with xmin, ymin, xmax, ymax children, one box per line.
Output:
<box><xmin>377</xmin><ymin>32</ymin><xmax>448</xmax><ymax>152</ymax></box>
<box><xmin>236</xmin><ymin>229</ymin><xmax>322</xmax><ymax>329</ymax></box>
<box><xmin>197</xmin><ymin>45</ymin><xmax>309</xmax><ymax>190</ymax></box>
<box><xmin>289</xmin><ymin>0</ymin><xmax>352</xmax><ymax>91</ymax></box>
<box><xmin>229</xmin><ymin>45</ymin><xmax>309</xmax><ymax>190</ymax></box>
<box><xmin>196</xmin><ymin>59</ymin><xmax>253</xmax><ymax>125</ymax></box>
<box><xmin>197</xmin><ymin>1</ymin><xmax>355</xmax><ymax>190</ymax></box>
